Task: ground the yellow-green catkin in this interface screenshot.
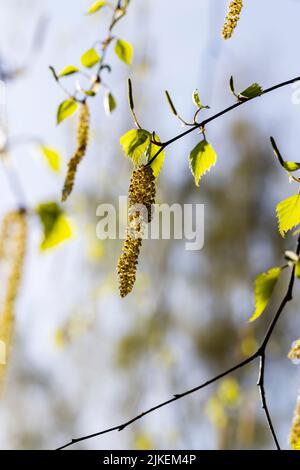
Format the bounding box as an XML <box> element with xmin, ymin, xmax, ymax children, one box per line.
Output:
<box><xmin>290</xmin><ymin>394</ymin><xmax>300</xmax><ymax>450</ymax></box>
<box><xmin>62</xmin><ymin>102</ymin><xmax>90</xmax><ymax>202</ymax></box>
<box><xmin>288</xmin><ymin>339</ymin><xmax>300</xmax><ymax>363</ymax></box>
<box><xmin>117</xmin><ymin>165</ymin><xmax>156</xmax><ymax>298</ymax></box>
<box><xmin>0</xmin><ymin>210</ymin><xmax>27</xmax><ymax>391</ymax></box>
<box><xmin>222</xmin><ymin>0</ymin><xmax>243</xmax><ymax>40</ymax></box>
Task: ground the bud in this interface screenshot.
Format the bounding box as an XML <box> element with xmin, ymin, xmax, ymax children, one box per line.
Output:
<box><xmin>62</xmin><ymin>102</ymin><xmax>90</xmax><ymax>202</ymax></box>
<box><xmin>117</xmin><ymin>165</ymin><xmax>156</xmax><ymax>297</ymax></box>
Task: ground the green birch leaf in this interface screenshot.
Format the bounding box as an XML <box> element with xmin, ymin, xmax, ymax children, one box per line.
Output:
<box><xmin>81</xmin><ymin>48</ymin><xmax>100</xmax><ymax>68</ymax></box>
<box><xmin>58</xmin><ymin>66</ymin><xmax>79</xmax><ymax>77</ymax></box>
<box><xmin>104</xmin><ymin>91</ymin><xmax>117</xmax><ymax>115</ymax></box>
<box><xmin>87</xmin><ymin>0</ymin><xmax>106</xmax><ymax>14</ymax></box>
<box><xmin>39</xmin><ymin>146</ymin><xmax>61</xmax><ymax>172</ymax></box>
<box><xmin>239</xmin><ymin>83</ymin><xmax>263</xmax><ymax>100</ymax></box>
<box><xmin>120</xmin><ymin>129</ymin><xmax>150</xmax><ymax>165</ymax></box>
<box><xmin>296</xmin><ymin>261</ymin><xmax>300</xmax><ymax>279</ymax></box>
<box><xmin>189</xmin><ymin>140</ymin><xmax>217</xmax><ymax>186</ymax></box>
<box><xmin>115</xmin><ymin>39</ymin><xmax>133</xmax><ymax>65</ymax></box>
<box><xmin>249</xmin><ymin>267</ymin><xmax>282</xmax><ymax>322</ymax></box>
<box><xmin>283</xmin><ymin>161</ymin><xmax>300</xmax><ymax>172</ymax></box>
<box><xmin>36</xmin><ymin>202</ymin><xmax>73</xmax><ymax>251</ymax></box>
<box><xmin>147</xmin><ymin>134</ymin><xmax>165</xmax><ymax>178</ymax></box>
<box><xmin>276</xmin><ymin>194</ymin><xmax>300</xmax><ymax>237</ymax></box>
<box><xmin>192</xmin><ymin>89</ymin><xmax>209</xmax><ymax>109</ymax></box>
<box><xmin>57</xmin><ymin>99</ymin><xmax>78</xmax><ymax>124</ymax></box>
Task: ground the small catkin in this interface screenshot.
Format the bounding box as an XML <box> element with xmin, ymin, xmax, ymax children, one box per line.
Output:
<box><xmin>62</xmin><ymin>102</ymin><xmax>90</xmax><ymax>202</ymax></box>
<box><xmin>0</xmin><ymin>210</ymin><xmax>27</xmax><ymax>391</ymax></box>
<box><xmin>117</xmin><ymin>165</ymin><xmax>156</xmax><ymax>298</ymax></box>
<box><xmin>288</xmin><ymin>339</ymin><xmax>300</xmax><ymax>363</ymax></box>
<box><xmin>222</xmin><ymin>0</ymin><xmax>243</xmax><ymax>40</ymax></box>
<box><xmin>290</xmin><ymin>394</ymin><xmax>300</xmax><ymax>450</ymax></box>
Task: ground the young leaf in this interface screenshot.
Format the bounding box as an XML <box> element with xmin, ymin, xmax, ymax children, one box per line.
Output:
<box><xmin>36</xmin><ymin>202</ymin><xmax>73</xmax><ymax>251</ymax></box>
<box><xmin>192</xmin><ymin>89</ymin><xmax>209</xmax><ymax>109</ymax></box>
<box><xmin>193</xmin><ymin>90</ymin><xmax>202</xmax><ymax>108</ymax></box>
<box><xmin>57</xmin><ymin>99</ymin><xmax>78</xmax><ymax>124</ymax></box>
<box><xmin>104</xmin><ymin>91</ymin><xmax>117</xmax><ymax>115</ymax></box>
<box><xmin>296</xmin><ymin>261</ymin><xmax>300</xmax><ymax>279</ymax></box>
<box><xmin>120</xmin><ymin>129</ymin><xmax>151</xmax><ymax>165</ymax></box>
<box><xmin>115</xmin><ymin>39</ymin><xmax>133</xmax><ymax>65</ymax></box>
<box><xmin>87</xmin><ymin>0</ymin><xmax>106</xmax><ymax>14</ymax></box>
<box><xmin>249</xmin><ymin>267</ymin><xmax>282</xmax><ymax>322</ymax></box>
<box><xmin>189</xmin><ymin>140</ymin><xmax>217</xmax><ymax>186</ymax></box>
<box><xmin>276</xmin><ymin>194</ymin><xmax>300</xmax><ymax>237</ymax></box>
<box><xmin>147</xmin><ymin>134</ymin><xmax>165</xmax><ymax>178</ymax></box>
<box><xmin>58</xmin><ymin>66</ymin><xmax>79</xmax><ymax>77</ymax></box>
<box><xmin>80</xmin><ymin>48</ymin><xmax>100</xmax><ymax>68</ymax></box>
<box><xmin>271</xmin><ymin>137</ymin><xmax>300</xmax><ymax>173</ymax></box>
<box><xmin>284</xmin><ymin>161</ymin><xmax>300</xmax><ymax>172</ymax></box>
<box><xmin>239</xmin><ymin>83</ymin><xmax>263</xmax><ymax>100</ymax></box>
<box><xmin>39</xmin><ymin>146</ymin><xmax>61</xmax><ymax>172</ymax></box>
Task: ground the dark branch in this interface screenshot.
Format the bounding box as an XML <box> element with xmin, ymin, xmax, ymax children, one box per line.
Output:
<box><xmin>147</xmin><ymin>76</ymin><xmax>300</xmax><ymax>166</ymax></box>
<box><xmin>57</xmin><ymin>235</ymin><xmax>300</xmax><ymax>450</ymax></box>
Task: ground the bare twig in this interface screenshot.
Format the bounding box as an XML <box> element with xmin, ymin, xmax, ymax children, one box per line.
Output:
<box><xmin>56</xmin><ymin>223</ymin><xmax>300</xmax><ymax>450</ymax></box>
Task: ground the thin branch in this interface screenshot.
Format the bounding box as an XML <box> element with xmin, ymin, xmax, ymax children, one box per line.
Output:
<box><xmin>257</xmin><ymin>353</ymin><xmax>280</xmax><ymax>450</ymax></box>
<box><xmin>57</xmin><ymin>234</ymin><xmax>300</xmax><ymax>450</ymax></box>
<box><xmin>147</xmin><ymin>75</ymin><xmax>300</xmax><ymax>166</ymax></box>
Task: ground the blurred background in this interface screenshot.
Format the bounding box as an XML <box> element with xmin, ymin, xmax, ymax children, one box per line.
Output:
<box><xmin>0</xmin><ymin>0</ymin><xmax>300</xmax><ymax>450</ymax></box>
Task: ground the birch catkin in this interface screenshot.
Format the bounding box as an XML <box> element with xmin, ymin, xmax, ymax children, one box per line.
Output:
<box><xmin>62</xmin><ymin>102</ymin><xmax>90</xmax><ymax>202</ymax></box>
<box><xmin>288</xmin><ymin>339</ymin><xmax>300</xmax><ymax>363</ymax></box>
<box><xmin>290</xmin><ymin>394</ymin><xmax>300</xmax><ymax>450</ymax></box>
<box><xmin>117</xmin><ymin>165</ymin><xmax>156</xmax><ymax>298</ymax></box>
<box><xmin>0</xmin><ymin>210</ymin><xmax>27</xmax><ymax>391</ymax></box>
<box><xmin>222</xmin><ymin>0</ymin><xmax>243</xmax><ymax>40</ymax></box>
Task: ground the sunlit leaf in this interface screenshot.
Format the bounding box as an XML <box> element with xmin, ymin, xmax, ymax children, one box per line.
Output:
<box><xmin>189</xmin><ymin>140</ymin><xmax>217</xmax><ymax>186</ymax></box>
<box><xmin>296</xmin><ymin>261</ymin><xmax>300</xmax><ymax>279</ymax></box>
<box><xmin>58</xmin><ymin>65</ymin><xmax>79</xmax><ymax>77</ymax></box>
<box><xmin>87</xmin><ymin>0</ymin><xmax>106</xmax><ymax>14</ymax></box>
<box><xmin>147</xmin><ymin>134</ymin><xmax>165</xmax><ymax>178</ymax></box>
<box><xmin>114</xmin><ymin>39</ymin><xmax>133</xmax><ymax>65</ymax></box>
<box><xmin>284</xmin><ymin>161</ymin><xmax>300</xmax><ymax>172</ymax></box>
<box><xmin>80</xmin><ymin>48</ymin><xmax>100</xmax><ymax>68</ymax></box>
<box><xmin>276</xmin><ymin>194</ymin><xmax>300</xmax><ymax>237</ymax></box>
<box><xmin>249</xmin><ymin>267</ymin><xmax>282</xmax><ymax>322</ymax></box>
<box><xmin>120</xmin><ymin>129</ymin><xmax>150</xmax><ymax>165</ymax></box>
<box><xmin>192</xmin><ymin>89</ymin><xmax>209</xmax><ymax>109</ymax></box>
<box><xmin>104</xmin><ymin>91</ymin><xmax>117</xmax><ymax>115</ymax></box>
<box><xmin>57</xmin><ymin>99</ymin><xmax>78</xmax><ymax>124</ymax></box>
<box><xmin>39</xmin><ymin>146</ymin><xmax>61</xmax><ymax>172</ymax></box>
<box><xmin>239</xmin><ymin>83</ymin><xmax>263</xmax><ymax>100</ymax></box>
<box><xmin>36</xmin><ymin>202</ymin><xmax>73</xmax><ymax>251</ymax></box>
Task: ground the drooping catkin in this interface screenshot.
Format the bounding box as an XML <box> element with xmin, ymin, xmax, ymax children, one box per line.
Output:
<box><xmin>0</xmin><ymin>210</ymin><xmax>27</xmax><ymax>391</ymax></box>
<box><xmin>117</xmin><ymin>165</ymin><xmax>156</xmax><ymax>298</ymax></box>
<box><xmin>290</xmin><ymin>394</ymin><xmax>300</xmax><ymax>450</ymax></box>
<box><xmin>222</xmin><ymin>0</ymin><xmax>243</xmax><ymax>40</ymax></box>
<box><xmin>62</xmin><ymin>102</ymin><xmax>90</xmax><ymax>202</ymax></box>
<box><xmin>288</xmin><ymin>339</ymin><xmax>300</xmax><ymax>363</ymax></box>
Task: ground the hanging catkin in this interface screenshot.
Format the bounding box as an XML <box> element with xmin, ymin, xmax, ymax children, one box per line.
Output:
<box><xmin>222</xmin><ymin>0</ymin><xmax>243</xmax><ymax>40</ymax></box>
<box><xmin>61</xmin><ymin>102</ymin><xmax>90</xmax><ymax>202</ymax></box>
<box><xmin>288</xmin><ymin>339</ymin><xmax>300</xmax><ymax>363</ymax></box>
<box><xmin>117</xmin><ymin>165</ymin><xmax>156</xmax><ymax>298</ymax></box>
<box><xmin>0</xmin><ymin>210</ymin><xmax>27</xmax><ymax>391</ymax></box>
<box><xmin>290</xmin><ymin>394</ymin><xmax>300</xmax><ymax>450</ymax></box>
